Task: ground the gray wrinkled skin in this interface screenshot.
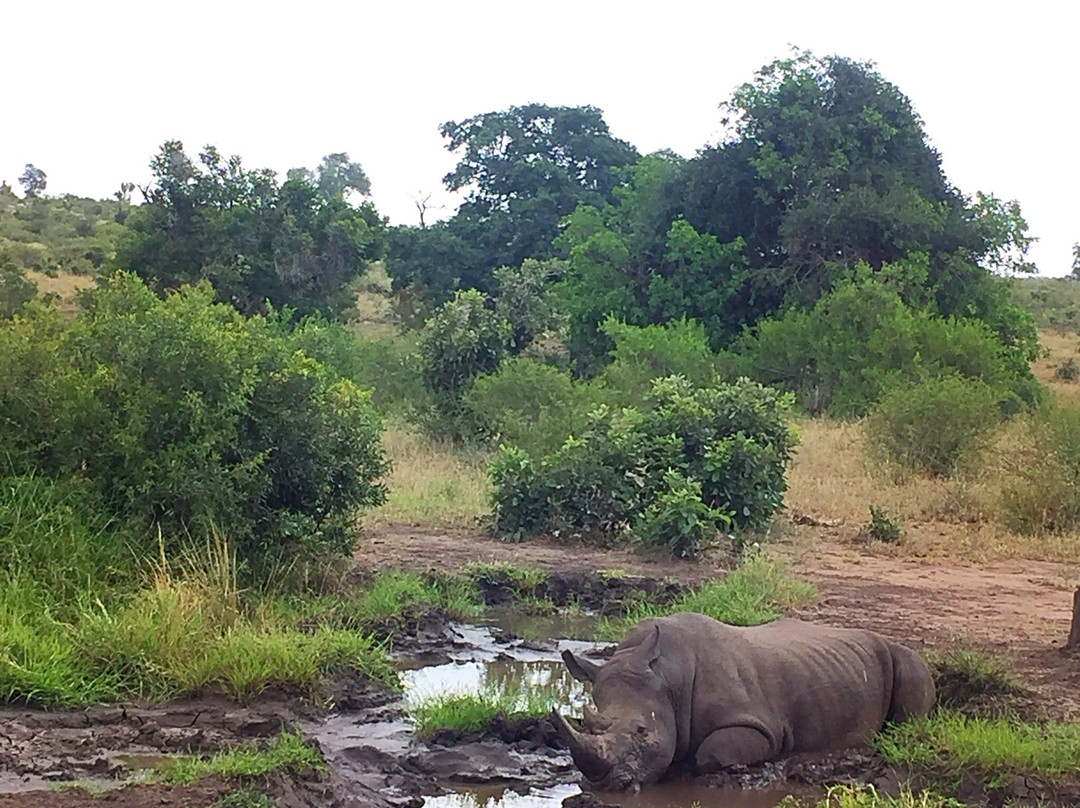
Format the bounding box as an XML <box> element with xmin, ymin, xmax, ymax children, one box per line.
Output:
<box><xmin>552</xmin><ymin>613</ymin><xmax>935</xmax><ymax>792</ymax></box>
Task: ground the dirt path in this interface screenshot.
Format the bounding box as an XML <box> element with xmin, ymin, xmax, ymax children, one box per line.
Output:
<box><xmin>356</xmin><ymin>523</ymin><xmax>1080</xmax><ymax>720</ymax></box>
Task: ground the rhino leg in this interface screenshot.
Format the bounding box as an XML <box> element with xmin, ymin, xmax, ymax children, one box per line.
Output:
<box><xmin>887</xmin><ymin>643</ymin><xmax>936</xmax><ymax>723</ymax></box>
<box><xmin>693</xmin><ymin>726</ymin><xmax>774</xmax><ymax>773</ymax></box>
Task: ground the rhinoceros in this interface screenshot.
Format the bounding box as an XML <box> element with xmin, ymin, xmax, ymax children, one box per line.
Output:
<box><xmin>551</xmin><ymin>613</ymin><xmax>935</xmax><ymax>791</ymax></box>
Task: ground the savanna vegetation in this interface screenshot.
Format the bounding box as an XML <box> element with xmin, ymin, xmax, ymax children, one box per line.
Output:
<box><xmin>3</xmin><ymin>47</ymin><xmax>1079</xmax><ymax>807</ymax></box>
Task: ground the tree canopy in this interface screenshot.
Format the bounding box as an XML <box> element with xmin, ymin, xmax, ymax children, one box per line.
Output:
<box><xmin>118</xmin><ymin>142</ymin><xmax>385</xmax><ymax>317</ymax></box>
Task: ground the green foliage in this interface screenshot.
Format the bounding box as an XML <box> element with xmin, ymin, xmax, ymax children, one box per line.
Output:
<box><xmin>1000</xmin><ymin>404</ymin><xmax>1080</xmax><ymax>534</ymax></box>
<box><xmin>1011</xmin><ymin>277</ymin><xmax>1080</xmax><ymax>333</ymax></box>
<box><xmin>0</xmin><ymin>272</ymin><xmax>389</xmax><ymax>570</ymax></box>
<box><xmin>409</xmin><ymin>682</ymin><xmax>563</xmax><ymax>740</ymax></box>
<box><xmin>862</xmin><ymin>505</ymin><xmax>903</xmax><ymax>543</ymax></box>
<box><xmin>594</xmin><ymin>317</ymin><xmax>721</xmax><ymax>406</ymax></box>
<box><xmin>876</xmin><ymin>713</ymin><xmax>1080</xmax><ymax>785</ymax></box>
<box><xmin>489</xmin><ymin>376</ymin><xmax>796</xmax><ymax>554</ymax></box>
<box><xmin>737</xmin><ymin>276</ymin><xmax>1042</xmax><ymax>417</ymax></box>
<box><xmin>634</xmin><ymin>471</ymin><xmax>731</xmax><ymax>559</ymax></box>
<box><xmin>418</xmin><ymin>289</ymin><xmax>511</xmax><ymax>435</ymax></box>
<box><xmin>118</xmin><ymin>142</ymin><xmax>385</xmax><ymax>317</ymax></box>
<box><xmin>865</xmin><ymin>376</ymin><xmax>1002</xmax><ymax>478</ymax></box>
<box><xmin>169</xmin><ymin>732</ymin><xmax>324</xmax><ymax>784</ymax></box>
<box><xmin>493</xmin><ymin>258</ymin><xmax>564</xmax><ymax>354</ymax></box>
<box><xmin>464</xmin><ymin>358</ymin><xmax>596</xmax><ymax>457</ymax></box>
<box><xmin>599</xmin><ymin>555</ymin><xmax>816</xmax><ymax>637</ymax></box>
<box><xmin>784</xmin><ymin>785</ymin><xmax>963</xmax><ymax>808</ymax></box>
<box><xmin>386</xmin><ymin>104</ymin><xmax>637</xmax><ymax>305</ymax></box>
<box><xmin>0</xmin><ymin>183</ymin><xmax>125</xmax><ymax>275</ymax></box>
<box><xmin>0</xmin><ymin>263</ymin><xmax>37</xmax><ymax>318</ymax></box>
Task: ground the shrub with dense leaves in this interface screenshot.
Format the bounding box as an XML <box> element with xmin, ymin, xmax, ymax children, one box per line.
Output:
<box><xmin>865</xmin><ymin>375</ymin><xmax>1001</xmax><ymax>478</ymax></box>
<box><xmin>0</xmin><ymin>272</ymin><xmax>389</xmax><ymax>570</ymax></box>
<box><xmin>489</xmin><ymin>376</ymin><xmax>796</xmax><ymax>557</ymax></box>
<box><xmin>1000</xmin><ymin>404</ymin><xmax>1080</xmax><ymax>534</ymax></box>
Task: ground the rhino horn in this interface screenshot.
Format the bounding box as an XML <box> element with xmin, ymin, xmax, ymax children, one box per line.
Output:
<box><xmin>561</xmin><ymin>648</ymin><xmax>602</xmax><ymax>683</ymax></box>
<box><xmin>550</xmin><ymin>709</ymin><xmax>611</xmax><ymax>782</ymax></box>
<box><xmin>583</xmin><ymin>704</ymin><xmax>613</xmax><ymax>732</ymax></box>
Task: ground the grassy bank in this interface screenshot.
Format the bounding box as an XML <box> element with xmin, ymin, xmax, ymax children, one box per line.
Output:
<box><xmin>877</xmin><ymin>712</ymin><xmax>1080</xmax><ymax>786</ymax></box>
<box><xmin>597</xmin><ymin>554</ymin><xmax>817</xmax><ymax>639</ymax></box>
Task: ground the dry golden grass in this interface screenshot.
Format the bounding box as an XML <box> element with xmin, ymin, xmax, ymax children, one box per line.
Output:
<box><xmin>787</xmin><ymin>416</ymin><xmax>1080</xmax><ymax>564</ymax></box>
<box><xmin>1032</xmin><ymin>330</ymin><xmax>1080</xmax><ymax>406</ymax></box>
<box><xmin>25</xmin><ymin>269</ymin><xmax>95</xmax><ymax>316</ymax></box>
<box><xmin>365</xmin><ymin>427</ymin><xmax>493</xmax><ymax>529</ymax></box>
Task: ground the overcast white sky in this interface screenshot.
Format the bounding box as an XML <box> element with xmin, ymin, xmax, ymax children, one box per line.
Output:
<box><xmin>3</xmin><ymin>1</ymin><xmax>1077</xmax><ymax>274</ymax></box>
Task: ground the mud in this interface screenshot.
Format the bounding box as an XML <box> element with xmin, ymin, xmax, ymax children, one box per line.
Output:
<box><xmin>3</xmin><ymin>565</ymin><xmax>1078</xmax><ymax>807</ymax></box>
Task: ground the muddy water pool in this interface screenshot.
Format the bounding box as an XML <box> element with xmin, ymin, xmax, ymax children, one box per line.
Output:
<box><xmin>349</xmin><ymin>613</ymin><xmax>813</xmax><ymax>808</ymax></box>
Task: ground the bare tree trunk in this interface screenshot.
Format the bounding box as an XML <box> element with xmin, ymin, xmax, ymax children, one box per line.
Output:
<box><xmin>1067</xmin><ymin>588</ymin><xmax>1080</xmax><ymax>652</ymax></box>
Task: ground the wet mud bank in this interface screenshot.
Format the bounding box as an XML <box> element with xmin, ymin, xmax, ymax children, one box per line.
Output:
<box><xmin>2</xmin><ymin>572</ymin><xmax>1075</xmax><ymax>808</ymax></box>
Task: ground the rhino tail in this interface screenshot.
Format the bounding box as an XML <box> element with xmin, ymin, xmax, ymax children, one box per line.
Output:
<box><xmin>886</xmin><ymin>642</ymin><xmax>936</xmax><ymax>723</ymax></box>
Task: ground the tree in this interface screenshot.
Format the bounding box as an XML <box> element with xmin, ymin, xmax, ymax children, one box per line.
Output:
<box><xmin>1072</xmin><ymin>243</ymin><xmax>1080</xmax><ymax>279</ymax></box>
<box><xmin>118</xmin><ymin>142</ymin><xmax>385</xmax><ymax>317</ymax></box>
<box><xmin>386</xmin><ymin>104</ymin><xmax>638</xmax><ymax>304</ymax></box>
<box><xmin>18</xmin><ymin>164</ymin><xmax>47</xmax><ymax>197</ymax></box>
<box><xmin>314</xmin><ymin>152</ymin><xmax>371</xmax><ymax>200</ymax></box>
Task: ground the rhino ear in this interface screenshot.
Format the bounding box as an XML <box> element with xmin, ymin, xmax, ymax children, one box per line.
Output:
<box><xmin>562</xmin><ymin>648</ymin><xmax>602</xmax><ymax>683</ymax></box>
<box><xmin>633</xmin><ymin>623</ymin><xmax>662</xmax><ymax>668</ymax></box>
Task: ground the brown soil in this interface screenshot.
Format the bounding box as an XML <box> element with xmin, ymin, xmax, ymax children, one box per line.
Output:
<box><xmin>0</xmin><ymin>779</ymin><xmax>231</xmax><ymax>808</ymax></box>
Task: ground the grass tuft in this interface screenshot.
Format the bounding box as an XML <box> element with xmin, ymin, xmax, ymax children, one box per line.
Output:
<box><xmin>927</xmin><ymin>648</ymin><xmax>1025</xmax><ymax>714</ymax></box>
<box><xmin>597</xmin><ymin>554</ymin><xmax>816</xmax><ymax>639</ymax></box>
<box><xmin>409</xmin><ymin>683</ymin><xmax>562</xmax><ymax>740</ymax></box>
<box><xmin>169</xmin><ymin>731</ymin><xmax>324</xmax><ymax>785</ymax></box>
<box><xmin>778</xmin><ymin>784</ymin><xmax>963</xmax><ymax>808</ymax></box>
<box><xmin>876</xmin><ymin>712</ymin><xmax>1080</xmax><ymax>785</ymax></box>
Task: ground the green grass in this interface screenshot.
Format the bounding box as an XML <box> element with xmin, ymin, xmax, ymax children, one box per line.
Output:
<box><xmin>169</xmin><ymin>731</ymin><xmax>324</xmax><ymax>784</ymax></box>
<box><xmin>778</xmin><ymin>785</ymin><xmax>963</xmax><ymax>808</ymax></box>
<box><xmin>409</xmin><ymin>683</ymin><xmax>563</xmax><ymax>740</ymax></box>
<box><xmin>597</xmin><ymin>554</ymin><xmax>817</xmax><ymax>638</ymax></box>
<box><xmin>463</xmin><ymin>560</ymin><xmax>547</xmax><ymax>596</ymax></box>
<box><xmin>927</xmin><ymin>648</ymin><xmax>1025</xmax><ymax>713</ymax></box>
<box><xmin>876</xmin><ymin>712</ymin><xmax>1080</xmax><ymax>786</ymax></box>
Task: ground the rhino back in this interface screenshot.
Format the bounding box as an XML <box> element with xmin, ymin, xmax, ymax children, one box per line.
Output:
<box><xmin>662</xmin><ymin>615</ymin><xmax>899</xmax><ymax>757</ymax></box>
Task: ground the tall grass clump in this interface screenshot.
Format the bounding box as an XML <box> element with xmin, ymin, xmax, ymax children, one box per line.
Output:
<box><xmin>779</xmin><ymin>785</ymin><xmax>963</xmax><ymax>808</ymax></box>
<box><xmin>169</xmin><ymin>731</ymin><xmax>324</xmax><ymax>784</ymax></box>
<box><xmin>409</xmin><ymin>683</ymin><xmax>562</xmax><ymax>740</ymax></box>
<box><xmin>927</xmin><ymin>649</ymin><xmax>1025</xmax><ymax>714</ymax></box>
<box><xmin>1000</xmin><ymin>403</ymin><xmax>1080</xmax><ymax>534</ymax></box>
<box><xmin>865</xmin><ymin>376</ymin><xmax>1002</xmax><ymax>478</ymax></box>
<box><xmin>876</xmin><ymin>713</ymin><xmax>1080</xmax><ymax>784</ymax></box>
<box><xmin>598</xmin><ymin>554</ymin><xmax>816</xmax><ymax>638</ymax></box>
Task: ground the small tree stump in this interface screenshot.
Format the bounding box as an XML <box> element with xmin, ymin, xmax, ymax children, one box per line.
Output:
<box><xmin>1067</xmin><ymin>588</ymin><xmax>1080</xmax><ymax>652</ymax></box>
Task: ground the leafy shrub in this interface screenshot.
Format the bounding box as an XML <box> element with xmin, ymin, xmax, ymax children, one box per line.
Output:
<box><xmin>0</xmin><ymin>263</ymin><xmax>37</xmax><ymax>319</ymax></box>
<box><xmin>635</xmin><ymin>471</ymin><xmax>731</xmax><ymax>559</ymax></box>
<box><xmin>464</xmin><ymin>357</ymin><xmax>597</xmax><ymax>456</ymax></box>
<box><xmin>1054</xmin><ymin>357</ymin><xmax>1079</xmax><ymax>381</ymax></box>
<box><xmin>0</xmin><ymin>272</ymin><xmax>389</xmax><ymax>571</ymax></box>
<box><xmin>1000</xmin><ymin>404</ymin><xmax>1080</xmax><ymax>534</ymax></box>
<box><xmin>737</xmin><ymin>276</ymin><xmax>1043</xmax><ymax>417</ymax></box>
<box><xmin>489</xmin><ymin>376</ymin><xmax>796</xmax><ymax>555</ymax></box>
<box><xmin>862</xmin><ymin>505</ymin><xmax>903</xmax><ymax>543</ymax></box>
<box><xmin>865</xmin><ymin>376</ymin><xmax>1001</xmax><ymax>478</ymax></box>
<box><xmin>594</xmin><ymin>317</ymin><xmax>721</xmax><ymax>407</ymax></box>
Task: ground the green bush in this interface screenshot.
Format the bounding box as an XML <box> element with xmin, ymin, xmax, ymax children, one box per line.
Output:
<box><xmin>464</xmin><ymin>357</ymin><xmax>597</xmax><ymax>456</ymax></box>
<box><xmin>594</xmin><ymin>317</ymin><xmax>721</xmax><ymax>407</ymax></box>
<box><xmin>865</xmin><ymin>376</ymin><xmax>1002</xmax><ymax>478</ymax></box>
<box><xmin>0</xmin><ymin>272</ymin><xmax>389</xmax><ymax>571</ymax></box>
<box><xmin>489</xmin><ymin>376</ymin><xmax>796</xmax><ymax>555</ymax></box>
<box><xmin>737</xmin><ymin>276</ymin><xmax>1043</xmax><ymax>417</ymax></box>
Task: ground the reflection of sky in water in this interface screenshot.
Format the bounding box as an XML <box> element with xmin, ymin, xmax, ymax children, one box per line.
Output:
<box><xmin>402</xmin><ymin>659</ymin><xmax>589</xmax><ymax>715</ymax></box>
